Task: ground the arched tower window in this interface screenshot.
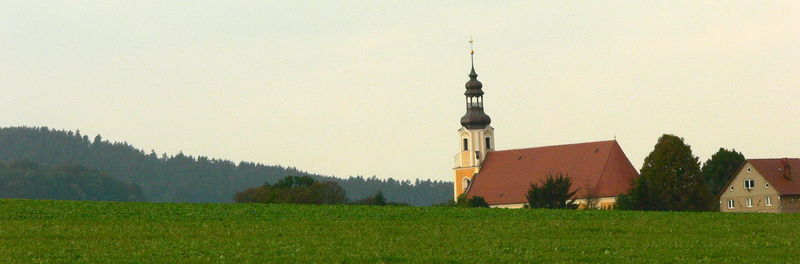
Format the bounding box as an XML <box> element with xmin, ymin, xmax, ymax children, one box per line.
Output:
<box><xmin>485</xmin><ymin>137</ymin><xmax>491</xmax><ymax>149</ymax></box>
<box><xmin>462</xmin><ymin>178</ymin><xmax>471</xmax><ymax>191</ymax></box>
<box><xmin>463</xmin><ymin>138</ymin><xmax>468</xmax><ymax>151</ymax></box>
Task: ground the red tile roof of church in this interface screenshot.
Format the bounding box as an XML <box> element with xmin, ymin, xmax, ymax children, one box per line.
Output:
<box><xmin>465</xmin><ymin>140</ymin><xmax>640</xmax><ymax>205</ymax></box>
<box><xmin>747</xmin><ymin>158</ymin><xmax>800</xmax><ymax>195</ymax></box>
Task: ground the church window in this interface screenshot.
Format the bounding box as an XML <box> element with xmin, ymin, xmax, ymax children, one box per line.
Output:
<box><xmin>463</xmin><ymin>138</ymin><xmax>468</xmax><ymax>151</ymax></box>
<box><xmin>462</xmin><ymin>178</ymin><xmax>471</xmax><ymax>191</ymax></box>
<box><xmin>485</xmin><ymin>137</ymin><xmax>491</xmax><ymax>149</ymax></box>
<box><xmin>475</xmin><ymin>151</ymin><xmax>480</xmax><ymax>160</ymax></box>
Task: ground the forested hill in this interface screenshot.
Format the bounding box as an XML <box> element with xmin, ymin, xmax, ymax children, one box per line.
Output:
<box><xmin>0</xmin><ymin>127</ymin><xmax>452</xmax><ymax>206</ymax></box>
<box><xmin>0</xmin><ymin>160</ymin><xmax>143</xmax><ymax>201</ymax></box>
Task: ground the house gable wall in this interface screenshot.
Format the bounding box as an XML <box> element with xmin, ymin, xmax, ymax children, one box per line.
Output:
<box><xmin>720</xmin><ymin>161</ymin><xmax>780</xmax><ymax>213</ymax></box>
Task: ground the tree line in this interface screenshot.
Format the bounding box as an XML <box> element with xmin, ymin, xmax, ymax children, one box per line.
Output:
<box><xmin>616</xmin><ymin>134</ymin><xmax>744</xmax><ymax>211</ymax></box>
<box><xmin>0</xmin><ymin>160</ymin><xmax>143</xmax><ymax>201</ymax></box>
<box><xmin>0</xmin><ymin>127</ymin><xmax>452</xmax><ymax>205</ymax></box>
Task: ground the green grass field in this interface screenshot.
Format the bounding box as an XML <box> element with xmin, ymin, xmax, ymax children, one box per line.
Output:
<box><xmin>1</xmin><ymin>199</ymin><xmax>798</xmax><ymax>263</ymax></box>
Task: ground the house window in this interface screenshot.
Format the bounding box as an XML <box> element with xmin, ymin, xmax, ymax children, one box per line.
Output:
<box><xmin>765</xmin><ymin>183</ymin><xmax>770</xmax><ymax>189</ymax></box>
<box><xmin>485</xmin><ymin>137</ymin><xmax>491</xmax><ymax>149</ymax></box>
<box><xmin>746</xmin><ymin>198</ymin><xmax>753</xmax><ymax>207</ymax></box>
<box><xmin>727</xmin><ymin>199</ymin><xmax>734</xmax><ymax>209</ymax></box>
<box><xmin>765</xmin><ymin>196</ymin><xmax>772</xmax><ymax>206</ymax></box>
<box><xmin>730</xmin><ymin>186</ymin><xmax>734</xmax><ymax>192</ymax></box>
<box><xmin>463</xmin><ymin>138</ymin><xmax>468</xmax><ymax>151</ymax></box>
<box><xmin>744</xmin><ymin>179</ymin><xmax>755</xmax><ymax>189</ymax></box>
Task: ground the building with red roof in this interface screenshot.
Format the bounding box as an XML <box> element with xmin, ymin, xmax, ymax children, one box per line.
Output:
<box><xmin>452</xmin><ymin>48</ymin><xmax>639</xmax><ymax>209</ymax></box>
<box><xmin>719</xmin><ymin>158</ymin><xmax>800</xmax><ymax>213</ymax></box>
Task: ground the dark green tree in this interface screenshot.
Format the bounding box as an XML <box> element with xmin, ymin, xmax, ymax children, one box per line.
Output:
<box><xmin>701</xmin><ymin>148</ymin><xmax>745</xmax><ymax>197</ymax></box>
<box><xmin>455</xmin><ymin>194</ymin><xmax>489</xmax><ymax>208</ymax></box>
<box><xmin>467</xmin><ymin>196</ymin><xmax>489</xmax><ymax>207</ymax></box>
<box><xmin>617</xmin><ymin>134</ymin><xmax>714</xmax><ymax>211</ymax></box>
<box><xmin>524</xmin><ymin>173</ymin><xmax>578</xmax><ymax>209</ymax></box>
<box><xmin>274</xmin><ymin>175</ymin><xmax>315</xmax><ymax>188</ymax></box>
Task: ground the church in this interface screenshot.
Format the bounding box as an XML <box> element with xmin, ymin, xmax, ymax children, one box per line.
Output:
<box><xmin>453</xmin><ymin>48</ymin><xmax>640</xmax><ymax>209</ymax></box>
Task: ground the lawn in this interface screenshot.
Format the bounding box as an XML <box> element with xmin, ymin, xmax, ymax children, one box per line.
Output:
<box><xmin>0</xmin><ymin>199</ymin><xmax>797</xmax><ymax>263</ymax></box>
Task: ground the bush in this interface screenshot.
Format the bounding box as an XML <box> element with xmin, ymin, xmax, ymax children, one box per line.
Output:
<box><xmin>524</xmin><ymin>173</ymin><xmax>578</xmax><ymax>209</ymax></box>
<box><xmin>351</xmin><ymin>191</ymin><xmax>387</xmax><ymax>205</ymax></box>
<box><xmin>455</xmin><ymin>194</ymin><xmax>489</xmax><ymax>208</ymax></box>
<box><xmin>234</xmin><ymin>176</ymin><xmax>346</xmax><ymax>205</ymax></box>
<box><xmin>468</xmin><ymin>196</ymin><xmax>489</xmax><ymax>207</ymax></box>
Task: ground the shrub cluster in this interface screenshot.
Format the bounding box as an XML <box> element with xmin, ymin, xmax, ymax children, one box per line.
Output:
<box><xmin>234</xmin><ymin>176</ymin><xmax>347</xmax><ymax>205</ymax></box>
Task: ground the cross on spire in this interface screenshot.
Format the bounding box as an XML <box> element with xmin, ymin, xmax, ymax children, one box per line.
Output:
<box><xmin>469</xmin><ymin>37</ymin><xmax>475</xmax><ymax>68</ymax></box>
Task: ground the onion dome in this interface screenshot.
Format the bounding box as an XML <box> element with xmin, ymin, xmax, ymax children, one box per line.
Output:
<box><xmin>460</xmin><ymin>108</ymin><xmax>492</xmax><ymax>129</ymax></box>
<box><xmin>464</xmin><ymin>67</ymin><xmax>484</xmax><ymax>96</ymax></box>
<box><xmin>459</xmin><ymin>47</ymin><xmax>491</xmax><ymax>129</ymax></box>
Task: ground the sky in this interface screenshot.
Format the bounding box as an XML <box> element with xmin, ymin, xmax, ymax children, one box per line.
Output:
<box><xmin>2</xmin><ymin>1</ymin><xmax>799</xmax><ymax>183</ymax></box>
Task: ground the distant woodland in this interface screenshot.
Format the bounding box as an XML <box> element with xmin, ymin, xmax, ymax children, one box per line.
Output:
<box><xmin>0</xmin><ymin>160</ymin><xmax>143</xmax><ymax>201</ymax></box>
<box><xmin>0</xmin><ymin>127</ymin><xmax>452</xmax><ymax>205</ymax></box>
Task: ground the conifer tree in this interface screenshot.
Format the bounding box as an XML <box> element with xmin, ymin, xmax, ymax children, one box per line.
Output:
<box><xmin>701</xmin><ymin>148</ymin><xmax>745</xmax><ymax>197</ymax></box>
<box><xmin>617</xmin><ymin>134</ymin><xmax>714</xmax><ymax>211</ymax></box>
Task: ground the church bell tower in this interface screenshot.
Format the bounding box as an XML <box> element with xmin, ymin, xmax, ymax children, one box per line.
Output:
<box><xmin>453</xmin><ymin>40</ymin><xmax>493</xmax><ymax>201</ymax></box>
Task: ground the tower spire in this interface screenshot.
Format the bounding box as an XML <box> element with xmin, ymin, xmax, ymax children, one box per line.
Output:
<box><xmin>460</xmin><ymin>37</ymin><xmax>491</xmax><ymax>129</ymax></box>
<box><xmin>469</xmin><ymin>37</ymin><xmax>476</xmax><ymax>76</ymax></box>
<box><xmin>469</xmin><ymin>37</ymin><xmax>474</xmax><ymax>67</ymax></box>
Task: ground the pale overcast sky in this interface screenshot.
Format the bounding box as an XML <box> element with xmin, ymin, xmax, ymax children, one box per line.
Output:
<box><xmin>2</xmin><ymin>1</ymin><xmax>798</xmax><ymax>182</ymax></box>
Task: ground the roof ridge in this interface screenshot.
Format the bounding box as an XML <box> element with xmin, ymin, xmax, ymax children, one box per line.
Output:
<box><xmin>492</xmin><ymin>139</ymin><xmax>616</xmax><ymax>153</ymax></box>
<box><xmin>748</xmin><ymin>158</ymin><xmax>800</xmax><ymax>161</ymax></box>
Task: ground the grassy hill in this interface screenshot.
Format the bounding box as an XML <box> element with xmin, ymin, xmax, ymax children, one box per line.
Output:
<box><xmin>1</xmin><ymin>199</ymin><xmax>798</xmax><ymax>263</ymax></box>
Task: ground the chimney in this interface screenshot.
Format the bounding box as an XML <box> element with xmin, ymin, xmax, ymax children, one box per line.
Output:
<box><xmin>782</xmin><ymin>158</ymin><xmax>792</xmax><ymax>179</ymax></box>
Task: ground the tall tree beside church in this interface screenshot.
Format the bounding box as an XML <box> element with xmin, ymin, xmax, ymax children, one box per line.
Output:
<box><xmin>617</xmin><ymin>134</ymin><xmax>714</xmax><ymax>211</ymax></box>
<box><xmin>701</xmin><ymin>148</ymin><xmax>745</xmax><ymax>197</ymax></box>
